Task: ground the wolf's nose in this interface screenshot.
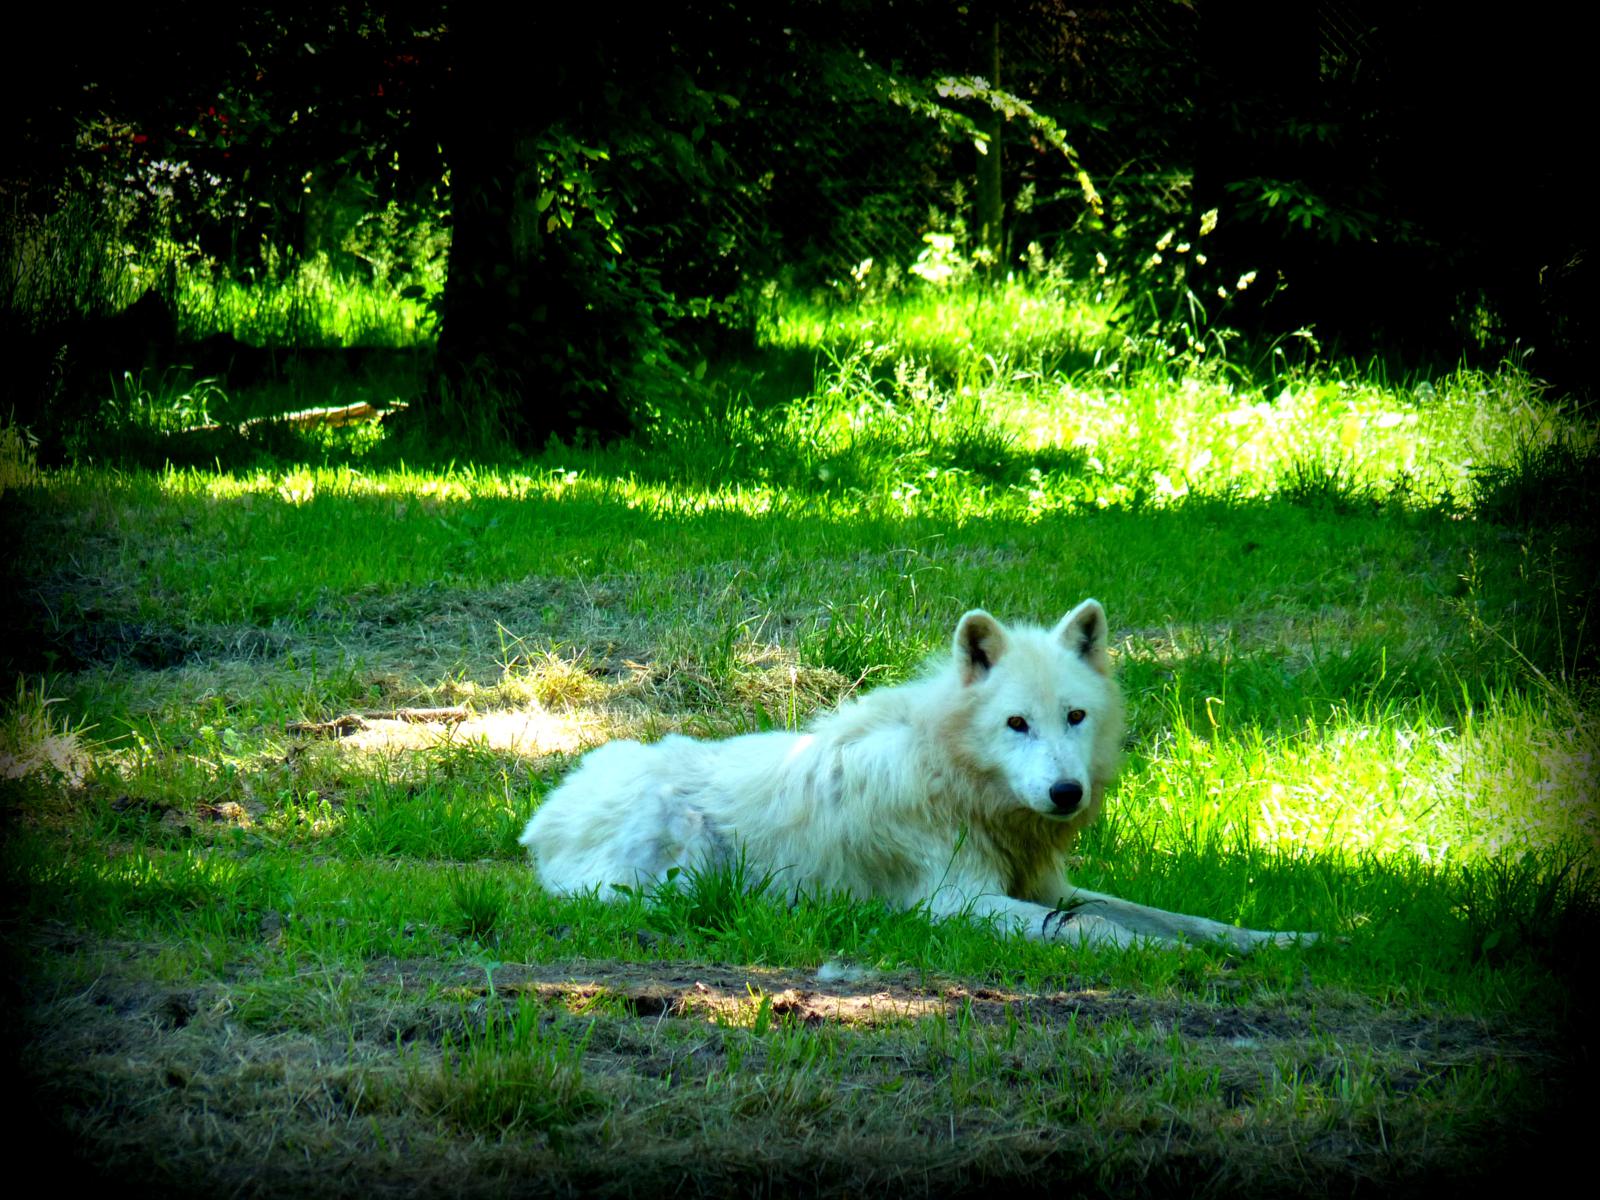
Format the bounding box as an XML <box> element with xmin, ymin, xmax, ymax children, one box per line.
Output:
<box><xmin>1049</xmin><ymin>780</ymin><xmax>1084</xmax><ymax>813</ymax></box>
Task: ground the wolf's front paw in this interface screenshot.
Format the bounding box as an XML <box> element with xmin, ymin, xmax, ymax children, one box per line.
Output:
<box><xmin>1050</xmin><ymin>910</ymin><xmax>1172</xmax><ymax>950</ymax></box>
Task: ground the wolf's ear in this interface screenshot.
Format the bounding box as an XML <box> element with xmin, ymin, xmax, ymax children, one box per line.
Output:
<box><xmin>1053</xmin><ymin>599</ymin><xmax>1110</xmax><ymax>675</ymax></box>
<box><xmin>953</xmin><ymin>610</ymin><xmax>1008</xmax><ymax>685</ymax></box>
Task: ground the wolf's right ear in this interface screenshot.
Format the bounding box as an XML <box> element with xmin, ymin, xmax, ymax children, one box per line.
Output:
<box><xmin>954</xmin><ymin>610</ymin><xmax>1008</xmax><ymax>685</ymax></box>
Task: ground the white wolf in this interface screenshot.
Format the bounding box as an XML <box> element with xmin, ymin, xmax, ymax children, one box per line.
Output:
<box><xmin>521</xmin><ymin>601</ymin><xmax>1315</xmax><ymax>950</ymax></box>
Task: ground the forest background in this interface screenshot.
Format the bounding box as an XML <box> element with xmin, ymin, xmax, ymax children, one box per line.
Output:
<box><xmin>2</xmin><ymin>4</ymin><xmax>1595</xmax><ymax>1196</ymax></box>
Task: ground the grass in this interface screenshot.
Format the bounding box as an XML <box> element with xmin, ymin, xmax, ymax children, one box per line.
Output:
<box><xmin>175</xmin><ymin>248</ymin><xmax>439</xmax><ymax>348</ymax></box>
<box><xmin>754</xmin><ymin>270</ymin><xmax>1125</xmax><ymax>378</ymax></box>
<box><xmin>2</xmin><ymin>276</ymin><xmax>1596</xmax><ymax>1195</ymax></box>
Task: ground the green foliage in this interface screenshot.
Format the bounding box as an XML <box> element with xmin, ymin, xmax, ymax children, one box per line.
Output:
<box><xmin>97</xmin><ymin>369</ymin><xmax>227</xmax><ymax>438</ymax></box>
<box><xmin>929</xmin><ymin>73</ymin><xmax>1101</xmax><ymax>216</ymax></box>
<box><xmin>1224</xmin><ymin>177</ymin><xmax>1395</xmax><ymax>246</ymax></box>
<box><xmin>178</xmin><ymin>246</ymin><xmax>439</xmax><ymax>348</ymax></box>
<box><xmin>0</xmin><ymin>192</ymin><xmax>167</xmax><ymax>331</ymax></box>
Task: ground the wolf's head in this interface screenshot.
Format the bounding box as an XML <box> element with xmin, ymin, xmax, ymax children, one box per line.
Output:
<box><xmin>947</xmin><ymin>600</ymin><xmax>1126</xmax><ymax>825</ymax></box>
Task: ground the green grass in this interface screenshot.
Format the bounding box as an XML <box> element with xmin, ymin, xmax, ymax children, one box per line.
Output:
<box><xmin>2</xmin><ymin>279</ymin><xmax>1595</xmax><ymax>1195</ymax></box>
<box><xmin>175</xmin><ymin>248</ymin><xmax>439</xmax><ymax>348</ymax></box>
<box><xmin>755</xmin><ymin>271</ymin><xmax>1125</xmax><ymax>378</ymax></box>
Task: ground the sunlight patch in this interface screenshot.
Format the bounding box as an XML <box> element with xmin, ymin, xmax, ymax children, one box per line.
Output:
<box><xmin>0</xmin><ymin>731</ymin><xmax>92</xmax><ymax>787</ymax></box>
<box><xmin>328</xmin><ymin>707</ymin><xmax>607</xmax><ymax>760</ymax></box>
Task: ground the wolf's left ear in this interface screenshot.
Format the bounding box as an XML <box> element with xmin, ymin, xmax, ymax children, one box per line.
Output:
<box><xmin>953</xmin><ymin>609</ymin><xmax>1009</xmax><ymax>685</ymax></box>
<box><xmin>1053</xmin><ymin>599</ymin><xmax>1111</xmax><ymax>675</ymax></box>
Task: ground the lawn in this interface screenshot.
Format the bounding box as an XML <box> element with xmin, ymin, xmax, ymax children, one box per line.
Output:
<box><xmin>2</xmin><ymin>282</ymin><xmax>1595</xmax><ymax>1195</ymax></box>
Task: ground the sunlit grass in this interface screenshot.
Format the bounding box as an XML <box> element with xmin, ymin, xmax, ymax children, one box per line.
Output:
<box><xmin>1118</xmin><ymin>688</ymin><xmax>1598</xmax><ymax>865</ymax></box>
<box><xmin>757</xmin><ymin>304</ymin><xmax>1590</xmax><ymax>517</ymax></box>
<box><xmin>83</xmin><ymin>354</ymin><xmax>1575</xmax><ymax>526</ymax></box>
<box><xmin>757</xmin><ymin>274</ymin><xmax>1124</xmax><ymax>371</ymax></box>
<box><xmin>176</xmin><ymin>249</ymin><xmax>437</xmax><ymax>348</ymax></box>
<box><xmin>1001</xmin><ymin>366</ymin><xmax>1587</xmax><ymax>509</ymax></box>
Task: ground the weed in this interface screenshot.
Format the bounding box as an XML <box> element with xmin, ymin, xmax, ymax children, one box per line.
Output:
<box><xmin>1276</xmin><ymin>452</ymin><xmax>1374</xmax><ymax>512</ymax></box>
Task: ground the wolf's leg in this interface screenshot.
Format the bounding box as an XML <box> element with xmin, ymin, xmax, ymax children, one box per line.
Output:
<box><xmin>925</xmin><ymin>888</ymin><xmax>1185</xmax><ymax>949</ymax></box>
<box><xmin>1065</xmin><ymin>887</ymin><xmax>1318</xmax><ymax>950</ymax></box>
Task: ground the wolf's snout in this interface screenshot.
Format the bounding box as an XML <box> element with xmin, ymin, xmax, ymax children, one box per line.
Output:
<box><xmin>1049</xmin><ymin>780</ymin><xmax>1085</xmax><ymax>813</ymax></box>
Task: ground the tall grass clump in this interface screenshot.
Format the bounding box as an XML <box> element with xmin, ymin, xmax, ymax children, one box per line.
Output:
<box><xmin>0</xmin><ymin>419</ymin><xmax>39</xmax><ymax>492</ymax></box>
<box><xmin>1</xmin><ymin>192</ymin><xmax>164</xmax><ymax>330</ymax></box>
<box><xmin>0</xmin><ymin>681</ymin><xmax>95</xmax><ymax>788</ymax></box>
<box><xmin>1448</xmin><ymin>846</ymin><xmax>1600</xmax><ymax>979</ymax></box>
<box><xmin>1472</xmin><ymin>433</ymin><xmax>1600</xmax><ymax>528</ymax></box>
<box><xmin>417</xmin><ymin>998</ymin><xmax>602</xmax><ymax>1135</ymax></box>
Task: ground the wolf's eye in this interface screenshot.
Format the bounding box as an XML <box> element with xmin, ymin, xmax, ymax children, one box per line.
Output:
<box><xmin>1006</xmin><ymin>715</ymin><xmax>1029</xmax><ymax>733</ymax></box>
<box><xmin>1066</xmin><ymin>709</ymin><xmax>1087</xmax><ymax>726</ymax></box>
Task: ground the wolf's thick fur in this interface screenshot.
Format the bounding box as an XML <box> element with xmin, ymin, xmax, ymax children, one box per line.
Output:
<box><xmin>521</xmin><ymin>601</ymin><xmax>1314</xmax><ymax>950</ymax></box>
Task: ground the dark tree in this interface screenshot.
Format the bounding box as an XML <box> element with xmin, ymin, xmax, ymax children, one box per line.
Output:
<box><xmin>429</xmin><ymin>7</ymin><xmax>769</xmax><ymax>446</ymax></box>
<box><xmin>425</xmin><ymin>2</ymin><xmax>1040</xmax><ymax>447</ymax></box>
<box><xmin>973</xmin><ymin>13</ymin><xmax>1004</xmax><ymax>271</ymax></box>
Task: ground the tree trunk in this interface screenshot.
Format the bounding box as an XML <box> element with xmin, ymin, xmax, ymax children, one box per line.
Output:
<box><xmin>427</xmin><ymin>10</ymin><xmax>630</xmax><ymax>446</ymax></box>
<box><xmin>974</xmin><ymin>15</ymin><xmax>1004</xmax><ymax>274</ymax></box>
